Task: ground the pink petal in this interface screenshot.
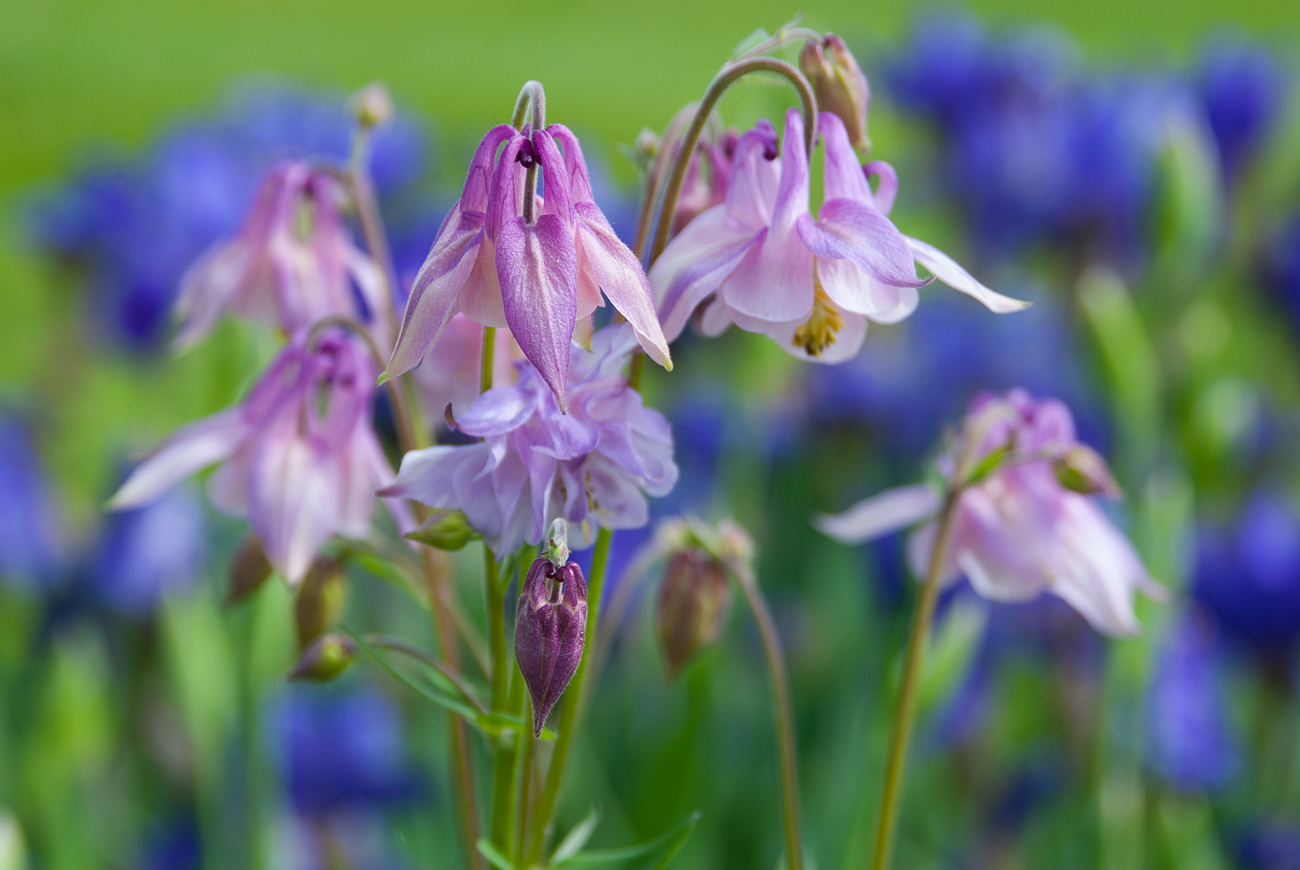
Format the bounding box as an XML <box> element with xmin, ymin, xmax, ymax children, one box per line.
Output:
<box><xmin>905</xmin><ymin>237</ymin><xmax>1029</xmax><ymax>313</ymax></box>
<box><xmin>723</xmin><ymin>120</ymin><xmax>781</xmax><ymax>229</ymax></box>
<box><xmin>816</xmin><ymin>483</ymin><xmax>940</xmax><ymax>543</ymax></box>
<box><xmin>751</xmin><ymin>309</ymin><xmax>869</xmax><ymax>363</ymax></box>
<box><xmin>246</xmin><ymin>423</ymin><xmax>342</xmax><ymax>584</ymax></box>
<box><xmin>173</xmin><ymin>241</ymin><xmax>252</xmax><ymax>350</ymax></box>
<box><xmin>819</xmin><ymin>112</ymin><xmax>873</xmax><ymax>203</ymax></box>
<box><xmin>381</xmin><ymin>207</ymin><xmax>486</xmax><ymax>382</ymax></box>
<box><xmin>649</xmin><ymin>206</ymin><xmax>761</xmax><ymax>342</ymax></box>
<box><xmin>573</xmin><ymin>202</ymin><xmax>671</xmax><ymax>368</ymax></box>
<box><xmin>798</xmin><ymin>199</ymin><xmax>924</xmax><ymax>288</ymax></box>
<box><xmin>815</xmin><ymin>256</ymin><xmax>919</xmax><ymax>323</ymax></box>
<box><xmin>454</xmin><ymin>385</ymin><xmax>542</xmax><ymax>436</ymax></box>
<box><xmin>497</xmin><ymin>214</ymin><xmax>579</xmax><ymax>411</ymax></box>
<box><xmin>108</xmin><ymin>410</ymin><xmax>247</xmax><ymax>509</ymax></box>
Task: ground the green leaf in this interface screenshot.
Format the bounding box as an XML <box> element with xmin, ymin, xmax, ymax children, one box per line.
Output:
<box><xmin>555</xmin><ymin>812</ymin><xmax>701</xmax><ymax>869</ymax></box>
<box><xmin>476</xmin><ymin>839</ymin><xmax>518</xmax><ymax>870</ymax></box>
<box><xmin>348</xmin><ymin>631</ymin><xmax>482</xmax><ymax>722</ymax></box>
<box><xmin>346</xmin><ymin>547</ymin><xmax>429</xmax><ymax>611</ymax></box>
<box><xmin>964</xmin><ymin>444</ymin><xmax>1011</xmax><ymax>486</ymax></box>
<box><xmin>551</xmin><ymin>808</ymin><xmax>602</xmax><ymax>865</ymax></box>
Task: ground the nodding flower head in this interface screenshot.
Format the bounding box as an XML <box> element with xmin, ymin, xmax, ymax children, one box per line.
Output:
<box><xmin>381</xmin><ymin>325</ymin><xmax>678</xmax><ymax>556</ymax></box>
<box><xmin>109</xmin><ymin>328</ymin><xmax>409</xmax><ymax>583</ymax></box>
<box><xmin>383</xmin><ymin>121</ymin><xmax>670</xmax><ymax>409</ymax></box>
<box><xmin>818</xmin><ymin>389</ymin><xmax>1162</xmax><ymax>636</ymax></box>
<box><xmin>174</xmin><ymin>162</ymin><xmax>389</xmax><ymax>350</ymax></box>
<box><xmin>650</xmin><ymin>109</ymin><xmax>1025</xmax><ymax>365</ymax></box>
<box><xmin>515</xmin><ymin>556</ymin><xmax>588</xmax><ymax>735</ymax></box>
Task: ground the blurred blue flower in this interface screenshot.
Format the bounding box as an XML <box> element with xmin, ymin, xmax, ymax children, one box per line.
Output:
<box><xmin>1193</xmin><ymin>492</ymin><xmax>1300</xmax><ymax>660</ymax></box>
<box><xmin>26</xmin><ymin>84</ymin><xmax>428</xmax><ymax>349</ymax></box>
<box><xmin>89</xmin><ymin>485</ymin><xmax>206</xmax><ymax>616</ymax></box>
<box><xmin>1144</xmin><ymin>612</ymin><xmax>1240</xmax><ymax>792</ymax></box>
<box><xmin>140</xmin><ymin>815</ymin><xmax>201</xmax><ymax>870</ymax></box>
<box><xmin>1265</xmin><ymin>210</ymin><xmax>1300</xmax><ymax>330</ymax></box>
<box><xmin>1236</xmin><ymin>822</ymin><xmax>1300</xmax><ymax>870</ymax></box>
<box><xmin>273</xmin><ymin>688</ymin><xmax>425</xmax><ymax>818</ymax></box>
<box><xmin>1197</xmin><ymin>35</ymin><xmax>1287</xmax><ymax>181</ymax></box>
<box><xmin>0</xmin><ymin>418</ymin><xmax>63</xmax><ymax>589</ymax></box>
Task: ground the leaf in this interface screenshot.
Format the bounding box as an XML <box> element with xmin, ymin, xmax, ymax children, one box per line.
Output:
<box><xmin>476</xmin><ymin>839</ymin><xmax>518</xmax><ymax>870</ymax></box>
<box><xmin>963</xmin><ymin>445</ymin><xmax>1011</xmax><ymax>486</ymax></box>
<box><xmin>348</xmin><ymin>631</ymin><xmax>483</xmax><ymax>722</ymax></box>
<box><xmin>555</xmin><ymin>812</ymin><xmax>701</xmax><ymax>869</ymax></box>
<box><xmin>348</xmin><ymin>548</ymin><xmax>430</xmax><ymax>611</ymax></box>
<box><xmin>551</xmin><ymin>808</ymin><xmax>602</xmax><ymax>865</ymax></box>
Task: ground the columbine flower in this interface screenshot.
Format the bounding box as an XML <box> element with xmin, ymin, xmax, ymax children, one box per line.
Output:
<box><xmin>650</xmin><ymin>108</ymin><xmax>1026</xmax><ymax>363</ymax></box>
<box><xmin>816</xmin><ymin>389</ymin><xmax>1162</xmax><ymax>636</ymax></box>
<box><xmin>515</xmin><ymin>554</ymin><xmax>588</xmax><ymax>735</ymax></box>
<box><xmin>382</xmin><ymin>124</ymin><xmax>670</xmax><ymax>409</ymax></box>
<box><xmin>381</xmin><ymin>325</ymin><xmax>677</xmax><ymax>555</ymax></box>
<box><xmin>174</xmin><ymin>162</ymin><xmax>388</xmax><ymax>349</ymax></box>
<box><xmin>109</xmin><ymin>329</ymin><xmax>406</xmax><ymax>583</ymax></box>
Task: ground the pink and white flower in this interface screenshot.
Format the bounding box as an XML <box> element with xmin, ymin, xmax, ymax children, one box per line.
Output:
<box><xmin>110</xmin><ymin>329</ymin><xmax>407</xmax><ymax>583</ymax></box>
<box><xmin>817</xmin><ymin>389</ymin><xmax>1163</xmax><ymax>636</ymax></box>
<box><xmin>650</xmin><ymin>108</ymin><xmax>1026</xmax><ymax>363</ymax></box>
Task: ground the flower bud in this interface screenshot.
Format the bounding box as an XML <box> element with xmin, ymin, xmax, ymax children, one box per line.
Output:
<box><xmin>295</xmin><ymin>558</ymin><xmax>347</xmax><ymax>650</ymax></box>
<box><xmin>404</xmin><ymin>509</ymin><xmax>478</xmax><ymax>551</ymax></box>
<box><xmin>514</xmin><ymin>557</ymin><xmax>588</xmax><ymax>736</ymax></box>
<box><xmin>289</xmin><ymin>632</ymin><xmax>357</xmax><ymax>682</ymax></box>
<box><xmin>1053</xmin><ymin>444</ymin><xmax>1123</xmax><ymax>498</ymax></box>
<box><xmin>800</xmin><ymin>34</ymin><xmax>871</xmax><ymax>153</ymax></box>
<box><xmin>226</xmin><ymin>534</ymin><xmax>273</xmax><ymax>606</ymax></box>
<box><xmin>656</xmin><ymin>548</ymin><xmax>731</xmax><ymax>678</ymax></box>
<box><xmin>351</xmin><ymin>82</ymin><xmax>394</xmax><ymax>129</ymax></box>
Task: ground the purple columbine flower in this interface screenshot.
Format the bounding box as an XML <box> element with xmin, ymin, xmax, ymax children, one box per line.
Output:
<box><xmin>109</xmin><ymin>329</ymin><xmax>408</xmax><ymax>583</ymax></box>
<box><xmin>381</xmin><ymin>324</ymin><xmax>678</xmax><ymax>555</ymax></box>
<box><xmin>515</xmin><ymin>555</ymin><xmax>588</xmax><ymax>735</ymax></box>
<box><xmin>650</xmin><ymin>108</ymin><xmax>1026</xmax><ymax>363</ymax></box>
<box><xmin>381</xmin><ymin>124</ymin><xmax>671</xmax><ymax>409</ymax></box>
<box><xmin>173</xmin><ymin>161</ymin><xmax>388</xmax><ymax>350</ymax></box>
<box><xmin>817</xmin><ymin>389</ymin><xmax>1163</xmax><ymax>636</ymax></box>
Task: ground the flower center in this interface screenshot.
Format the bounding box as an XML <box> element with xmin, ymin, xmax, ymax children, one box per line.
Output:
<box><xmin>791</xmin><ymin>272</ymin><xmax>845</xmax><ymax>358</ymax></box>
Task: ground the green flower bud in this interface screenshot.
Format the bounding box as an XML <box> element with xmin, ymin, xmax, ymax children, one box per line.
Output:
<box><xmin>289</xmin><ymin>633</ymin><xmax>357</xmax><ymax>682</ymax></box>
<box><xmin>404</xmin><ymin>509</ymin><xmax>478</xmax><ymax>551</ymax></box>
<box><xmin>294</xmin><ymin>558</ymin><xmax>347</xmax><ymax>650</ymax></box>
<box><xmin>1053</xmin><ymin>444</ymin><xmax>1122</xmax><ymax>498</ymax></box>
<box><xmin>226</xmin><ymin>535</ymin><xmax>273</xmax><ymax>606</ymax></box>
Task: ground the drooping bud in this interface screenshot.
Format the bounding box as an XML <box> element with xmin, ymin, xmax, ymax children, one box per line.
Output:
<box><xmin>800</xmin><ymin>34</ymin><xmax>871</xmax><ymax>153</ymax></box>
<box><xmin>1053</xmin><ymin>444</ymin><xmax>1123</xmax><ymax>498</ymax></box>
<box><xmin>656</xmin><ymin>548</ymin><xmax>732</xmax><ymax>678</ymax></box>
<box><xmin>294</xmin><ymin>558</ymin><xmax>347</xmax><ymax>650</ymax></box>
<box><xmin>514</xmin><ymin>557</ymin><xmax>588</xmax><ymax>736</ymax></box>
<box><xmin>226</xmin><ymin>535</ymin><xmax>273</xmax><ymax>606</ymax></box>
<box><xmin>351</xmin><ymin>82</ymin><xmax>394</xmax><ymax>130</ymax></box>
<box><xmin>404</xmin><ymin>509</ymin><xmax>478</xmax><ymax>551</ymax></box>
<box><xmin>289</xmin><ymin>632</ymin><xmax>357</xmax><ymax>682</ymax></box>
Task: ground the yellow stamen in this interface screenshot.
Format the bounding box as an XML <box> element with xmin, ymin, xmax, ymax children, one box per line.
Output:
<box><xmin>791</xmin><ymin>273</ymin><xmax>845</xmax><ymax>357</ymax></box>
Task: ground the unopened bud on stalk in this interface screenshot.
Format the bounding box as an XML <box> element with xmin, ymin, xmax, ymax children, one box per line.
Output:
<box><xmin>226</xmin><ymin>535</ymin><xmax>273</xmax><ymax>606</ymax></box>
<box><xmin>656</xmin><ymin>548</ymin><xmax>732</xmax><ymax>678</ymax></box>
<box><xmin>404</xmin><ymin>509</ymin><xmax>477</xmax><ymax>551</ymax></box>
<box><xmin>800</xmin><ymin>34</ymin><xmax>872</xmax><ymax>153</ymax></box>
<box><xmin>1053</xmin><ymin>444</ymin><xmax>1122</xmax><ymax>498</ymax></box>
<box><xmin>351</xmin><ymin>83</ymin><xmax>394</xmax><ymax>129</ymax></box>
<box><xmin>514</xmin><ymin>556</ymin><xmax>588</xmax><ymax>736</ymax></box>
<box><xmin>295</xmin><ymin>558</ymin><xmax>347</xmax><ymax>650</ymax></box>
<box><xmin>289</xmin><ymin>633</ymin><xmax>357</xmax><ymax>682</ymax></box>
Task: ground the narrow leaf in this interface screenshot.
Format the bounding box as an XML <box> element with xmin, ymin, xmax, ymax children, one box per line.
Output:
<box><xmin>552</xmin><ymin>808</ymin><xmax>602</xmax><ymax>865</ymax></box>
<box><xmin>476</xmin><ymin>839</ymin><xmax>518</xmax><ymax>870</ymax></box>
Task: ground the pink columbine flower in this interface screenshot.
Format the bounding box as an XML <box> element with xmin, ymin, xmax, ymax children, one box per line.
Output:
<box><xmin>381</xmin><ymin>325</ymin><xmax>677</xmax><ymax>555</ymax></box>
<box><xmin>816</xmin><ymin>389</ymin><xmax>1164</xmax><ymax>636</ymax></box>
<box><xmin>382</xmin><ymin>124</ymin><xmax>671</xmax><ymax>410</ymax></box>
<box><xmin>174</xmin><ymin>162</ymin><xmax>388</xmax><ymax>350</ymax></box>
<box><xmin>650</xmin><ymin>108</ymin><xmax>1027</xmax><ymax>363</ymax></box>
<box><xmin>409</xmin><ymin>313</ymin><xmax>522</xmax><ymax>421</ymax></box>
<box><xmin>109</xmin><ymin>329</ymin><xmax>408</xmax><ymax>583</ymax></box>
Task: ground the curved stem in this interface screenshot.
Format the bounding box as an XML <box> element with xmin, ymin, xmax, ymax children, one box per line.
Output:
<box><xmin>512</xmin><ymin>81</ymin><xmax>545</xmax><ymax>226</ymax></box>
<box><xmin>524</xmin><ymin>527</ymin><xmax>613</xmax><ymax>864</ymax></box>
<box><xmin>645</xmin><ymin>56</ymin><xmax>817</xmax><ymax>269</ymax></box>
<box><xmin>869</xmin><ymin>488</ymin><xmax>961</xmax><ymax>870</ymax></box>
<box><xmin>729</xmin><ymin>558</ymin><xmax>804</xmax><ymax>870</ymax></box>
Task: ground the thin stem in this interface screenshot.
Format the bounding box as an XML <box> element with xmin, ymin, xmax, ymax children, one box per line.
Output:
<box><xmin>485</xmin><ymin>548</ymin><xmax>507</xmax><ymax>708</ymax></box>
<box><xmin>729</xmin><ymin>558</ymin><xmax>804</xmax><ymax>870</ymax></box>
<box><xmin>512</xmin><ymin>80</ymin><xmax>546</xmax><ymax>131</ymax></box>
<box><xmin>869</xmin><ymin>489</ymin><xmax>961</xmax><ymax>870</ymax></box>
<box><xmin>515</xmin><ymin>709</ymin><xmax>536</xmax><ymax>867</ymax></box>
<box><xmin>524</xmin><ymin>528</ymin><xmax>613</xmax><ymax>864</ymax></box>
<box><xmin>491</xmin><ymin>666</ymin><xmax>527</xmax><ymax>851</ymax></box>
<box><xmin>348</xmin><ymin>128</ymin><xmax>400</xmax><ymax>337</ymax></box>
<box><xmin>363</xmin><ymin>635</ymin><xmax>488</xmax><ymax>715</ymax></box>
<box><xmin>645</xmin><ymin>56</ymin><xmax>817</xmax><ymax>269</ymax></box>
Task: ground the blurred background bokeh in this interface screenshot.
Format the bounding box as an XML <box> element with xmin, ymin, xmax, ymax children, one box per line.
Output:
<box><xmin>4</xmin><ymin>1</ymin><xmax>1300</xmax><ymax>868</ymax></box>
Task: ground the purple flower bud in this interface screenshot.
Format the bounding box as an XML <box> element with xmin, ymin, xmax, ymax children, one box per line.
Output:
<box><xmin>801</xmin><ymin>34</ymin><xmax>873</xmax><ymax>154</ymax></box>
<box><xmin>514</xmin><ymin>557</ymin><xmax>588</xmax><ymax>736</ymax></box>
<box><xmin>655</xmin><ymin>548</ymin><xmax>731</xmax><ymax>678</ymax></box>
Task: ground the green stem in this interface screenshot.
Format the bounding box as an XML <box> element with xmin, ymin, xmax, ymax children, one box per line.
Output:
<box><xmin>869</xmin><ymin>490</ymin><xmax>961</xmax><ymax>870</ymax></box>
<box><xmin>524</xmin><ymin>528</ymin><xmax>613</xmax><ymax>864</ymax></box>
<box><xmin>515</xmin><ymin>708</ymin><xmax>536</xmax><ymax>866</ymax></box>
<box><xmin>491</xmin><ymin>668</ymin><xmax>527</xmax><ymax>851</ymax></box>
<box><xmin>729</xmin><ymin>559</ymin><xmax>804</xmax><ymax>870</ymax></box>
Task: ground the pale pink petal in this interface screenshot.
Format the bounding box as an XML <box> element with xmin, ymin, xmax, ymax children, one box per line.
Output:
<box><xmin>108</xmin><ymin>410</ymin><xmax>247</xmax><ymax>509</ymax></box>
<box><xmin>649</xmin><ymin>206</ymin><xmax>761</xmax><ymax>342</ymax></box>
<box><xmin>722</xmin><ymin>120</ymin><xmax>781</xmax><ymax>229</ymax></box>
<box><xmin>905</xmin><ymin>237</ymin><xmax>1029</xmax><ymax>313</ymax></box>
<box><xmin>819</xmin><ymin>112</ymin><xmax>873</xmax><ymax>203</ymax></box>
<box><xmin>173</xmin><ymin>241</ymin><xmax>252</xmax><ymax>350</ymax></box>
<box><xmin>247</xmin><ymin>425</ymin><xmax>340</xmax><ymax>584</ymax></box>
<box><xmin>815</xmin><ymin>256</ymin><xmax>919</xmax><ymax>323</ymax></box>
<box><xmin>798</xmin><ymin>199</ymin><xmax>924</xmax><ymax>288</ymax></box>
<box><xmin>816</xmin><ymin>483</ymin><xmax>941</xmax><ymax>543</ymax></box>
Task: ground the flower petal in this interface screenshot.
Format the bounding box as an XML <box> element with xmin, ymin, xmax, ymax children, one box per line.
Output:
<box><xmin>815</xmin><ymin>483</ymin><xmax>941</xmax><ymax>543</ymax></box>
<box><xmin>173</xmin><ymin>241</ymin><xmax>252</xmax><ymax>350</ymax></box>
<box><xmin>247</xmin><ymin>423</ymin><xmax>340</xmax><ymax>584</ymax></box>
<box><xmin>819</xmin><ymin>112</ymin><xmax>873</xmax><ymax>203</ymax></box>
<box><xmin>815</xmin><ymin>256</ymin><xmax>919</xmax><ymax>323</ymax></box>
<box><xmin>497</xmin><ymin>214</ymin><xmax>579</xmax><ymax>410</ymax></box>
<box><xmin>905</xmin><ymin>237</ymin><xmax>1029</xmax><ymax>313</ymax></box>
<box><xmin>649</xmin><ymin>206</ymin><xmax>761</xmax><ymax>342</ymax></box>
<box><xmin>109</xmin><ymin>410</ymin><xmax>247</xmax><ymax>509</ymax></box>
<box><xmin>381</xmin><ymin>207</ymin><xmax>486</xmax><ymax>382</ymax></box>
<box><xmin>454</xmin><ymin>384</ymin><xmax>542</xmax><ymax>436</ymax></box>
<box><xmin>574</xmin><ymin>202</ymin><xmax>671</xmax><ymax>368</ymax></box>
<box><xmin>797</xmin><ymin>198</ymin><xmax>924</xmax><ymax>288</ymax></box>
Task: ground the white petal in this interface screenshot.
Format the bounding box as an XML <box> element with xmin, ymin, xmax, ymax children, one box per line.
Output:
<box><xmin>815</xmin><ymin>483</ymin><xmax>941</xmax><ymax>544</ymax></box>
<box><xmin>906</xmin><ymin>236</ymin><xmax>1029</xmax><ymax>313</ymax></box>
